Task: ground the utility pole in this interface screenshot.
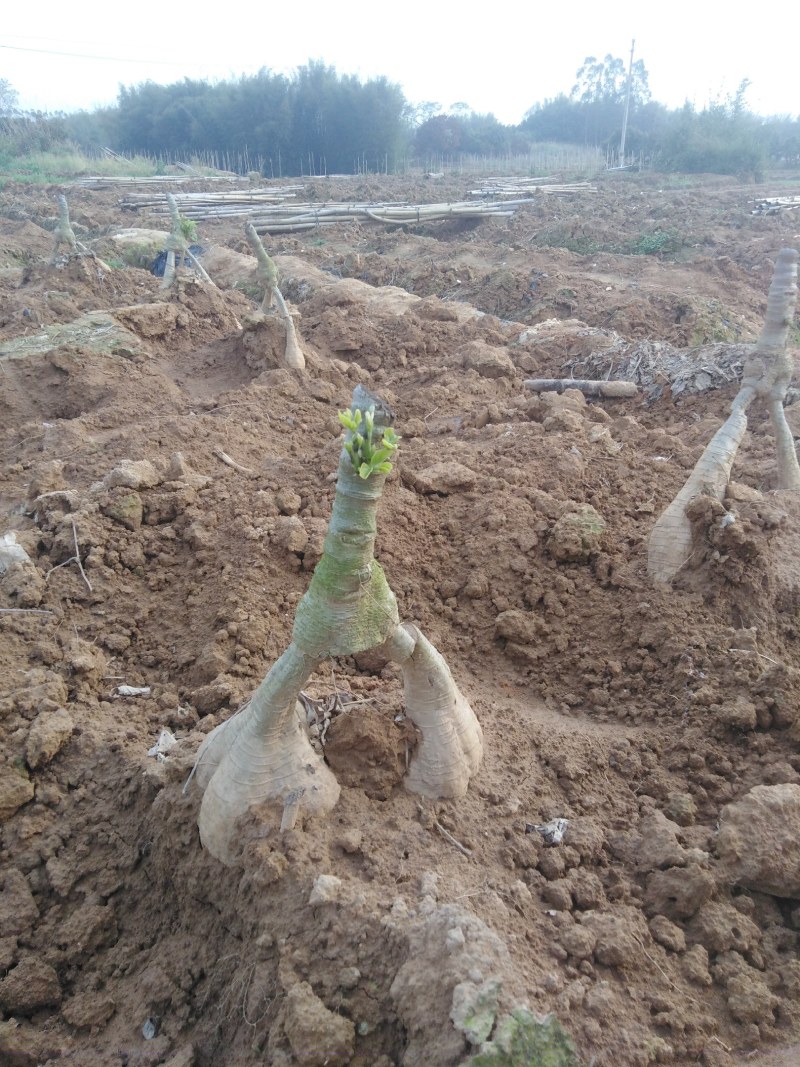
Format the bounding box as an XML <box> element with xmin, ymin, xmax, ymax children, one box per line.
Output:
<box><xmin>619</xmin><ymin>38</ymin><xmax>635</xmax><ymax>165</ymax></box>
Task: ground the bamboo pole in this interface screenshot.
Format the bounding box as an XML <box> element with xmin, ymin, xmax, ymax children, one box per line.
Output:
<box><xmin>525</xmin><ymin>379</ymin><xmax>639</xmax><ymax>398</ymax></box>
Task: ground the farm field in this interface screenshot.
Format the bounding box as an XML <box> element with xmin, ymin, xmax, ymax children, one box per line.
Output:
<box><xmin>2</xmin><ymin>171</ymin><xmax>800</xmax><ymax>1067</ymax></box>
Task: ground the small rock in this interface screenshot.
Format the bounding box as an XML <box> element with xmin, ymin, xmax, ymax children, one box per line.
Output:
<box><xmin>26</xmin><ymin>708</ymin><xmax>74</xmax><ymax>769</ymax></box>
<box><xmin>308</xmin><ymin>874</ymin><xmax>342</xmax><ymax>905</ymax></box>
<box><xmin>1</xmin><ymin>560</ymin><xmax>45</xmax><ymax>608</ymax></box>
<box><xmin>663</xmin><ymin>792</ymin><xmax>697</xmax><ymax>826</ymax></box>
<box><xmin>717</xmin><ymin>695</ymin><xmax>758</xmax><ymax>731</ymax></box>
<box><xmin>101</xmin><ymin>489</ymin><xmax>143</xmax><ymax>530</ymax></box>
<box><xmin>608</xmin><ymin>811</ymin><xmax>687</xmax><ymax>873</ymax></box>
<box><xmin>571</xmin><ymin>870</ymin><xmax>604</xmax><ymax>910</ymax></box>
<box><xmin>461</xmin><ymin>341</ymin><xmax>515</xmax><ymax>379</ymax></box>
<box><xmin>559</xmin><ymin>924</ymin><xmax>597</xmax><ymax>961</ymax></box>
<box><xmin>727</xmin><ymin>972</ymin><xmax>779</xmax><ymax>1024</ymax></box>
<box><xmin>338</xmin><ymin>967</ymin><xmax>360</xmax><ymax>991</ymax></box>
<box><xmin>547</xmin><ymin>504</ymin><xmax>605</xmax><ymax>563</ymax></box>
<box><xmin>688</xmin><ymin>902</ymin><xmax>761</xmax><ymax>954</ymax></box>
<box><xmin>681</xmin><ymin>944</ymin><xmax>712</xmax><ymax>986</ymax></box>
<box><xmin>283</xmin><ymin>981</ymin><xmax>355</xmax><ymax>1066</ymax></box>
<box><xmin>648</xmin><ymin>915</ymin><xmax>686</xmax><ymax>953</ymax></box>
<box><xmin>61</xmin><ymin>991</ymin><xmax>116</xmax><ymax>1029</ymax></box>
<box><xmin>190</xmin><ymin>680</ymin><xmax>233</xmax><ymax>716</ymax></box>
<box><xmin>275</xmin><ymin>487</ymin><xmax>302</xmax><ymax>515</ymax></box>
<box><xmin>582</xmin><ymin>908</ymin><xmax>645</xmax><ymax>967</ymax></box>
<box><xmin>413</xmin><ymin>462</ymin><xmax>477</xmax><ymax>495</ymax></box>
<box><xmin>644</xmin><ymin>865</ymin><xmax>715</xmax><ymax>920</ymax></box>
<box><xmin>462</xmin><ymin>570</ymin><xmax>490</xmax><ymax>599</ymax></box>
<box><xmin>450</xmin><ymin>976</ymin><xmax>502</xmax><ymax>1044</ymax></box>
<box><xmin>26</xmin><ymin>460</ymin><xmax>66</xmax><ymax>500</ymax></box>
<box><xmin>102</xmin><ymin>459</ymin><xmax>161</xmax><ymax>490</ymax></box>
<box><xmin>0</xmin><ymin>870</ymin><xmax>38</xmax><ymax>937</ymax></box>
<box><xmin>716</xmin><ymin>784</ymin><xmax>800</xmax><ymax>896</ymax></box>
<box><xmin>0</xmin><ymin>767</ymin><xmax>34</xmax><ymax>822</ymax></box>
<box><xmin>0</xmin><ymin>957</ymin><xmax>62</xmax><ymax>1013</ymax></box>
<box><xmin>541</xmin><ymin>880</ymin><xmax>573</xmax><ymax>911</ymax></box>
<box><xmin>273</xmin><ymin>515</ymin><xmax>309</xmax><ymax>553</ymax></box>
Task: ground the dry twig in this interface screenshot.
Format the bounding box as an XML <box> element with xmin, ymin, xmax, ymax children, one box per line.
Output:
<box><xmin>212</xmin><ymin>448</ymin><xmax>255</xmax><ymax>476</ymax></box>
<box><xmin>45</xmin><ymin>520</ymin><xmax>93</xmax><ymax>592</ymax></box>
<box><xmin>434</xmin><ymin>820</ymin><xmax>472</xmax><ymax>857</ymax></box>
<box><xmin>0</xmin><ymin>608</ymin><xmax>55</xmax><ymax>616</ymax></box>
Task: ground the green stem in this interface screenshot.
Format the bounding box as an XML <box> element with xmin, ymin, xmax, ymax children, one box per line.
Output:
<box><xmin>293</xmin><ymin>444</ymin><xmax>399</xmax><ymax>657</ymax></box>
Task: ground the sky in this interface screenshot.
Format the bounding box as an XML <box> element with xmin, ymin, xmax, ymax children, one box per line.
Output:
<box><xmin>1</xmin><ymin>1</ymin><xmax>797</xmax><ymax>124</ymax></box>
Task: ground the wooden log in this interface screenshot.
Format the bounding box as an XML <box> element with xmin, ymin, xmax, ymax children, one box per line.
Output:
<box><xmin>524</xmin><ymin>378</ymin><xmax>639</xmax><ymax>398</ymax></box>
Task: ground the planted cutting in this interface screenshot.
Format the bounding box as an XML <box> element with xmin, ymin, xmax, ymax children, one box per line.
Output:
<box><xmin>191</xmin><ymin>386</ymin><xmax>483</xmax><ymax>862</ymax></box>
<box><xmin>244</xmin><ymin>221</ymin><xmax>305</xmax><ymax>369</ymax></box>
<box><xmin>160</xmin><ymin>193</ymin><xmax>215</xmax><ymax>289</ymax></box>
<box><xmin>648</xmin><ymin>248</ymin><xmax>799</xmax><ymax>584</ymax></box>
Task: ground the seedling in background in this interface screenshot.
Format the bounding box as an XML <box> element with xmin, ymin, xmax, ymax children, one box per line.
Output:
<box><xmin>160</xmin><ymin>193</ymin><xmax>214</xmax><ymax>289</ymax></box>
<box><xmin>244</xmin><ymin>221</ymin><xmax>305</xmax><ymax>370</ymax></box>
<box><xmin>648</xmin><ymin>248</ymin><xmax>800</xmax><ymax>584</ymax></box>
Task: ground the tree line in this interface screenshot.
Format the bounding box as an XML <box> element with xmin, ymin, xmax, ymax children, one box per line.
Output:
<box><xmin>2</xmin><ymin>58</ymin><xmax>799</xmax><ymax>178</ymax></box>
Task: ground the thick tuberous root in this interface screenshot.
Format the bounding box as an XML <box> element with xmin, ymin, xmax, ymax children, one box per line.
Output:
<box><xmin>188</xmin><ymin>386</ymin><xmax>481</xmax><ymax>864</ymax></box>
<box><xmin>647</xmin><ymin>248</ymin><xmax>799</xmax><ymax>585</ymax></box>
<box><xmin>387</xmin><ymin>623</ymin><xmax>483</xmax><ymax>798</ymax></box>
<box><xmin>191</xmin><ymin>647</ymin><xmax>340</xmax><ymax>864</ymax></box>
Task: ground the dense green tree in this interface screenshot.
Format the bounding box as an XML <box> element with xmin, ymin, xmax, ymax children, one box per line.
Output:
<box><xmin>657</xmin><ymin>88</ymin><xmax>767</xmax><ymax>179</ymax></box>
<box><xmin>571</xmin><ymin>54</ymin><xmax>650</xmax><ymax>106</ymax></box>
<box><xmin>10</xmin><ymin>53</ymin><xmax>795</xmax><ymax>178</ymax></box>
<box><xmin>0</xmin><ymin>79</ymin><xmax>19</xmax><ymax>115</ymax></box>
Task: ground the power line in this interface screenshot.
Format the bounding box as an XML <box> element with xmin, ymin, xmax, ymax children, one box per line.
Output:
<box><xmin>0</xmin><ymin>41</ymin><xmax>201</xmax><ymax>67</ymax></box>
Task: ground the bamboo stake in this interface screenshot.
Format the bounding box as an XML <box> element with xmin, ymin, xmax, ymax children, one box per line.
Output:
<box><xmin>525</xmin><ymin>379</ymin><xmax>639</xmax><ymax>398</ymax></box>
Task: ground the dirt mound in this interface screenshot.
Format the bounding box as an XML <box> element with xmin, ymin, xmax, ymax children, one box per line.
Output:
<box><xmin>1</xmin><ymin>174</ymin><xmax>800</xmax><ymax>1067</ymax></box>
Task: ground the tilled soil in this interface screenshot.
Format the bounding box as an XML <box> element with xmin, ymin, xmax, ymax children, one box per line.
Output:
<box><xmin>1</xmin><ymin>172</ymin><xmax>800</xmax><ymax>1067</ymax></box>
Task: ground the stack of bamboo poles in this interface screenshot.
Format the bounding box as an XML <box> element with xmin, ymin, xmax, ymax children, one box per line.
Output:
<box><xmin>121</xmin><ymin>195</ymin><xmax>523</xmax><ymax>232</ymax></box>
<box><xmin>119</xmin><ymin>188</ymin><xmax>302</xmax><ymax>218</ymax></box>
<box><xmin>71</xmin><ymin>175</ymin><xmax>243</xmax><ymax>190</ymax></box>
<box><xmin>751</xmin><ymin>195</ymin><xmax>800</xmax><ymax>215</ymax></box>
<box><xmin>470</xmin><ymin>176</ymin><xmax>598</xmax><ymax>197</ymax></box>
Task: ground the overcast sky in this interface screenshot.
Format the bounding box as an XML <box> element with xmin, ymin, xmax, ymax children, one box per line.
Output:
<box><xmin>2</xmin><ymin>1</ymin><xmax>796</xmax><ymax>123</ymax></box>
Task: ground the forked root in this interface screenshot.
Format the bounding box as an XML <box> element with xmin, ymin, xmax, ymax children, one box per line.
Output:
<box><xmin>189</xmin><ymin>387</ymin><xmax>481</xmax><ymax>863</ymax></box>
<box><xmin>193</xmin><ymin>645</ymin><xmax>339</xmax><ymax>864</ymax></box>
<box><xmin>647</xmin><ymin>248</ymin><xmax>799</xmax><ymax>585</ymax></box>
<box><xmin>244</xmin><ymin>221</ymin><xmax>305</xmax><ymax>370</ymax></box>
<box><xmin>386</xmin><ymin>623</ymin><xmax>483</xmax><ymax>798</ymax></box>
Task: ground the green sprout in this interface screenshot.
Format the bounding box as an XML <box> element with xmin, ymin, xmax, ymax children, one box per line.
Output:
<box><xmin>338</xmin><ymin>407</ymin><xmax>400</xmax><ymax>479</ymax></box>
<box><xmin>179</xmin><ymin>216</ymin><xmax>198</xmax><ymax>242</ymax></box>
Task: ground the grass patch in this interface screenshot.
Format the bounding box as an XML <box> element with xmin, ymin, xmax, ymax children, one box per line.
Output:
<box><xmin>531</xmin><ymin>226</ymin><xmax>683</xmax><ymax>259</ymax></box>
<box><xmin>0</xmin><ymin>146</ymin><xmax>160</xmax><ymax>184</ymax></box>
